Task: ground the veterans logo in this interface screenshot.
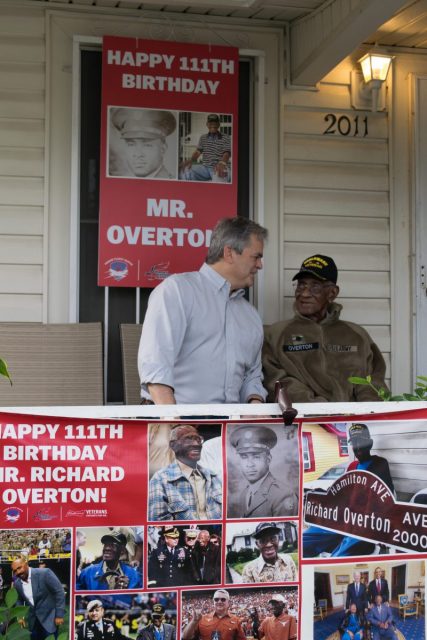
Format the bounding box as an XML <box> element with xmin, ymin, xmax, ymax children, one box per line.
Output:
<box><xmin>85</xmin><ymin>509</ymin><xmax>108</xmax><ymax>518</ymax></box>
<box><xmin>4</xmin><ymin>507</ymin><xmax>23</xmax><ymax>523</ymax></box>
<box><xmin>145</xmin><ymin>261</ymin><xmax>170</xmax><ymax>281</ymax></box>
<box><xmin>105</xmin><ymin>258</ymin><xmax>133</xmax><ymax>281</ymax></box>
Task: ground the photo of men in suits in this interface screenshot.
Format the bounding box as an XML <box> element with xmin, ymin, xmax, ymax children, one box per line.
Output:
<box><xmin>345</xmin><ymin>571</ymin><xmax>368</xmax><ymax>613</ymax></box>
<box><xmin>368</xmin><ymin>567</ymin><xmax>390</xmax><ymax>604</ymax></box>
<box><xmin>11</xmin><ymin>555</ymin><xmax>66</xmax><ymax>640</ymax></box>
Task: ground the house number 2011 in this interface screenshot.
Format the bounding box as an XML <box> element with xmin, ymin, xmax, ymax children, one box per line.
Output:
<box><xmin>323</xmin><ymin>114</ymin><xmax>368</xmax><ymax>137</ymax></box>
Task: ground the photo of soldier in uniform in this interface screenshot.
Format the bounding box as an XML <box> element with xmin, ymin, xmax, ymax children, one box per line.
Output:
<box><xmin>147</xmin><ymin>525</ymin><xmax>222</xmax><ymax>588</ymax></box>
<box><xmin>75</xmin><ymin>592</ymin><xmax>177</xmax><ymax>640</ymax></box>
<box><xmin>226</xmin><ymin>422</ymin><xmax>299</xmax><ymax>519</ymax></box>
<box><xmin>75</xmin><ymin>526</ymin><xmax>143</xmax><ymax>591</ymax></box>
<box><xmin>108</xmin><ymin>107</ymin><xmax>178</xmax><ymax>179</ymax></box>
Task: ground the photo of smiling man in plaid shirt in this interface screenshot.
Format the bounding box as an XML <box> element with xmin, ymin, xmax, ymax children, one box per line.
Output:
<box><xmin>148</xmin><ymin>424</ymin><xmax>223</xmax><ymax>522</ymax></box>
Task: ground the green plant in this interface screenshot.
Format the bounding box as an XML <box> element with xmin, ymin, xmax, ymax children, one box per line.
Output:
<box><xmin>348</xmin><ymin>374</ymin><xmax>427</xmax><ymax>401</ymax></box>
<box><xmin>0</xmin><ymin>587</ymin><xmax>68</xmax><ymax>640</ymax></box>
<box><xmin>0</xmin><ymin>357</ymin><xmax>11</xmax><ymax>384</ymax></box>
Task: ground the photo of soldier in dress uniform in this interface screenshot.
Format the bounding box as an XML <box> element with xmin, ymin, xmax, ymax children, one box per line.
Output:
<box><xmin>147</xmin><ymin>525</ymin><xmax>222</xmax><ymax>588</ymax></box>
<box><xmin>226</xmin><ymin>423</ymin><xmax>299</xmax><ymax>519</ymax></box>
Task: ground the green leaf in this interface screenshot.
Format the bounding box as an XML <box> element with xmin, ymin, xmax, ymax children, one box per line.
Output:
<box><xmin>5</xmin><ymin>590</ymin><xmax>18</xmax><ymax>609</ymax></box>
<box><xmin>389</xmin><ymin>394</ymin><xmax>405</xmax><ymax>401</ymax></box>
<box><xmin>378</xmin><ymin>388</ymin><xmax>390</xmax><ymax>401</ymax></box>
<box><xmin>348</xmin><ymin>376</ymin><xmax>371</xmax><ymax>385</ymax></box>
<box><xmin>0</xmin><ymin>358</ymin><xmax>12</xmax><ymax>385</ymax></box>
<box><xmin>416</xmin><ymin>375</ymin><xmax>427</xmax><ymax>383</ymax></box>
<box><xmin>6</xmin><ymin>621</ymin><xmax>31</xmax><ymax>640</ymax></box>
<box><xmin>403</xmin><ymin>393</ymin><xmax>420</xmax><ymax>401</ymax></box>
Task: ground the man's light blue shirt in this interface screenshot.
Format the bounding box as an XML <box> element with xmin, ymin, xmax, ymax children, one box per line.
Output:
<box><xmin>138</xmin><ymin>263</ymin><xmax>267</xmax><ymax>404</ymax></box>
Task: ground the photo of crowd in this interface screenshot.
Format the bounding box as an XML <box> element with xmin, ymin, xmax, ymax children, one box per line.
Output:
<box><xmin>0</xmin><ymin>528</ymin><xmax>72</xmax><ymax>560</ymax></box>
<box><xmin>147</xmin><ymin>525</ymin><xmax>222</xmax><ymax>588</ymax></box>
<box><xmin>181</xmin><ymin>586</ymin><xmax>298</xmax><ymax>640</ymax></box>
<box><xmin>75</xmin><ymin>527</ymin><xmax>143</xmax><ymax>591</ymax></box>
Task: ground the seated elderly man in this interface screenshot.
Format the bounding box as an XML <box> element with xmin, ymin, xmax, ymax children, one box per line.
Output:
<box><xmin>263</xmin><ymin>254</ymin><xmax>387</xmax><ymax>402</ymax></box>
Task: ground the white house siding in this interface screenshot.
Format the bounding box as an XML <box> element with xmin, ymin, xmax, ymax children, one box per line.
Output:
<box><xmin>0</xmin><ymin>6</ymin><xmax>45</xmax><ymax>321</ymax></box>
<box><xmin>283</xmin><ymin>59</ymin><xmax>391</xmax><ymax>380</ymax></box>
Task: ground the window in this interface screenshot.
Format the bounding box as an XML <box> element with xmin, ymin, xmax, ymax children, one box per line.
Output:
<box><xmin>79</xmin><ymin>50</ymin><xmax>253</xmax><ymax>401</ymax></box>
<box><xmin>302</xmin><ymin>432</ymin><xmax>315</xmax><ymax>472</ymax></box>
<box><xmin>338</xmin><ymin>437</ymin><xmax>348</xmax><ymax>456</ymax></box>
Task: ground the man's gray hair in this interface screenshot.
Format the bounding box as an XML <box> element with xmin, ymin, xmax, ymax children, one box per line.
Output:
<box><xmin>206</xmin><ymin>217</ymin><xmax>268</xmax><ymax>265</ymax></box>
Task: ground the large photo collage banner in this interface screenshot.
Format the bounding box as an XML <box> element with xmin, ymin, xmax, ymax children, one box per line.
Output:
<box><xmin>0</xmin><ymin>411</ymin><xmax>426</xmax><ymax>640</ymax></box>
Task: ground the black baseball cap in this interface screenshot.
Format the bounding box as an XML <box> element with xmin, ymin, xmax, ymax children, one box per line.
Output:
<box><xmin>252</xmin><ymin>522</ymin><xmax>281</xmax><ymax>539</ymax></box>
<box><xmin>292</xmin><ymin>254</ymin><xmax>338</xmax><ymax>284</ymax></box>
<box><xmin>207</xmin><ymin>113</ymin><xmax>220</xmax><ymax>123</ymax></box>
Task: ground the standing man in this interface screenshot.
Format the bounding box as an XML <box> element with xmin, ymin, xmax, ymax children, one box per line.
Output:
<box><xmin>76</xmin><ymin>600</ymin><xmax>124</xmax><ymax>640</ymax></box>
<box><xmin>148</xmin><ymin>425</ymin><xmax>222</xmax><ymax>521</ymax></box>
<box><xmin>182</xmin><ymin>589</ymin><xmax>245</xmax><ymax>640</ymax></box>
<box><xmin>137</xmin><ymin>604</ymin><xmax>176</xmax><ymax>640</ymax></box>
<box><xmin>259</xmin><ymin>594</ymin><xmax>297</xmax><ymax>640</ymax></box>
<box><xmin>138</xmin><ymin>217</ymin><xmax>268</xmax><ymax>405</ymax></box>
<box><xmin>11</xmin><ymin>556</ymin><xmax>65</xmax><ymax>640</ymax></box>
<box><xmin>228</xmin><ymin>425</ymin><xmax>298</xmax><ymax>518</ymax></box>
<box><xmin>367</xmin><ymin>595</ymin><xmax>397</xmax><ymax>640</ymax></box>
<box><xmin>191</xmin><ymin>530</ymin><xmax>221</xmax><ymax>585</ymax></box>
<box><xmin>263</xmin><ymin>254</ymin><xmax>387</xmax><ymax>402</ymax></box>
<box><xmin>181</xmin><ymin>114</ymin><xmax>231</xmax><ymax>182</ymax></box>
<box><xmin>368</xmin><ymin>568</ymin><xmax>390</xmax><ymax>605</ymax></box>
<box><xmin>346</xmin><ymin>572</ymin><xmax>368</xmax><ymax>613</ymax></box>
<box><xmin>148</xmin><ymin>526</ymin><xmax>189</xmax><ymax>588</ymax></box>
<box><xmin>76</xmin><ymin>532</ymin><xmax>142</xmax><ymax>590</ymax></box>
<box><xmin>241</xmin><ymin>522</ymin><xmax>297</xmax><ymax>584</ymax></box>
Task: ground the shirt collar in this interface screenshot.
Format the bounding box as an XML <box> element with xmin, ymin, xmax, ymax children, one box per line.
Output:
<box><xmin>177</xmin><ymin>459</ymin><xmax>204</xmax><ymax>479</ymax></box>
<box><xmin>245</xmin><ymin>471</ymin><xmax>270</xmax><ymax>494</ymax></box>
<box><xmin>199</xmin><ymin>263</ymin><xmax>245</xmax><ymax>299</ymax></box>
<box><xmin>255</xmin><ymin>553</ymin><xmax>282</xmax><ymax>571</ymax></box>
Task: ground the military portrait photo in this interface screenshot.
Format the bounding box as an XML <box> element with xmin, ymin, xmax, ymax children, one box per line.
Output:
<box><xmin>225</xmin><ymin>521</ymin><xmax>298</xmax><ymax>585</ymax></box>
<box><xmin>108</xmin><ymin>107</ymin><xmax>178</xmax><ymax>179</ymax></box>
<box><xmin>75</xmin><ymin>526</ymin><xmax>143</xmax><ymax>591</ymax></box>
<box><xmin>75</xmin><ymin>592</ymin><xmax>177</xmax><ymax>640</ymax></box>
<box><xmin>226</xmin><ymin>422</ymin><xmax>299</xmax><ymax>519</ymax></box>
<box><xmin>148</xmin><ymin>423</ymin><xmax>223</xmax><ymax>522</ymax></box>
<box><xmin>147</xmin><ymin>525</ymin><xmax>222</xmax><ymax>588</ymax></box>
<box><xmin>0</xmin><ymin>527</ymin><xmax>71</xmax><ymax>640</ymax></box>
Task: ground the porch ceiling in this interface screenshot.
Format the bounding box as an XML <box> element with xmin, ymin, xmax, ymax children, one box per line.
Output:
<box><xmin>25</xmin><ymin>0</ymin><xmax>427</xmax><ymax>84</ymax></box>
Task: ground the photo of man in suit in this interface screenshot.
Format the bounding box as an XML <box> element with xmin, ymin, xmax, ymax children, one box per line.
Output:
<box><xmin>368</xmin><ymin>567</ymin><xmax>390</xmax><ymax>604</ymax></box>
<box><xmin>137</xmin><ymin>604</ymin><xmax>176</xmax><ymax>640</ymax></box>
<box><xmin>345</xmin><ymin>571</ymin><xmax>368</xmax><ymax>613</ymax></box>
<box><xmin>367</xmin><ymin>595</ymin><xmax>397</xmax><ymax>639</ymax></box>
<box><xmin>11</xmin><ymin>556</ymin><xmax>66</xmax><ymax>640</ymax></box>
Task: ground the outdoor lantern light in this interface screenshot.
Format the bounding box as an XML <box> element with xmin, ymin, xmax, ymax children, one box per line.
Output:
<box><xmin>357</xmin><ymin>52</ymin><xmax>393</xmax><ymax>111</ymax></box>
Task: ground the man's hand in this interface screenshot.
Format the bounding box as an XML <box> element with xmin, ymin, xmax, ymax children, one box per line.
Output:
<box><xmin>347</xmin><ymin>632</ymin><xmax>354</xmax><ymax>639</ymax></box>
<box><xmin>114</xmin><ymin>575</ymin><xmax>130</xmax><ymax>589</ymax></box>
<box><xmin>55</xmin><ymin>618</ymin><xmax>64</xmax><ymax>627</ymax></box>
<box><xmin>215</xmin><ymin>162</ymin><xmax>228</xmax><ymax>178</ymax></box>
<box><xmin>191</xmin><ymin>608</ymin><xmax>202</xmax><ymax>622</ymax></box>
